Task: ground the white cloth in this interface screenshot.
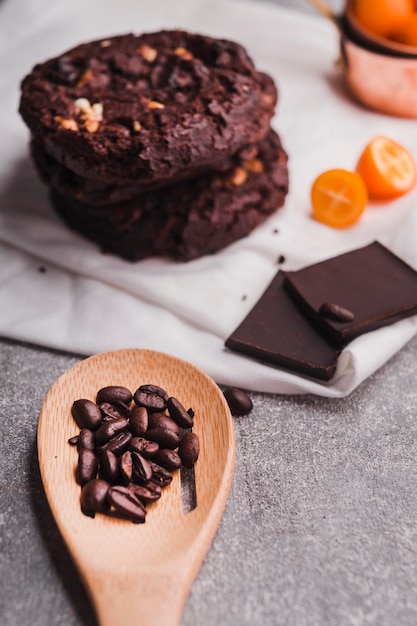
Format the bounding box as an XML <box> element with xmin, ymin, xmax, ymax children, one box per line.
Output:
<box><xmin>1</xmin><ymin>0</ymin><xmax>417</xmax><ymax>396</ymax></box>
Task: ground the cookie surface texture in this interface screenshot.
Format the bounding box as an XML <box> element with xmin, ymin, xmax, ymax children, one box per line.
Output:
<box><xmin>20</xmin><ymin>30</ymin><xmax>277</xmax><ymax>187</ymax></box>
<box><xmin>48</xmin><ymin>130</ymin><xmax>289</xmax><ymax>261</ymax></box>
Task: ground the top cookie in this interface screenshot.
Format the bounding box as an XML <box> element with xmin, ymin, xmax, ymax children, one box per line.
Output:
<box><xmin>19</xmin><ymin>30</ymin><xmax>277</xmax><ymax>187</ymax></box>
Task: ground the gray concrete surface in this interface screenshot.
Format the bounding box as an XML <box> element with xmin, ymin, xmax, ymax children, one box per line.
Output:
<box><xmin>2</xmin><ymin>333</ymin><xmax>417</xmax><ymax>626</ymax></box>
<box><xmin>2</xmin><ymin>1</ymin><xmax>417</xmax><ymax>625</ymax></box>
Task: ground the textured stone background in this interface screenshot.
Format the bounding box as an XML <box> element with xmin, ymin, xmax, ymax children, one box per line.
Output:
<box><xmin>2</xmin><ymin>1</ymin><xmax>417</xmax><ymax>625</ymax></box>
<box><xmin>2</xmin><ymin>332</ymin><xmax>417</xmax><ymax>626</ymax></box>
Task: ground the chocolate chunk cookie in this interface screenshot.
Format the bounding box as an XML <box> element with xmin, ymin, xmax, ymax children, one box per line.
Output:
<box><xmin>48</xmin><ymin>129</ymin><xmax>289</xmax><ymax>261</ymax></box>
<box><xmin>20</xmin><ymin>30</ymin><xmax>277</xmax><ymax>187</ymax></box>
<box><xmin>30</xmin><ymin>136</ymin><xmax>265</xmax><ymax>206</ymax></box>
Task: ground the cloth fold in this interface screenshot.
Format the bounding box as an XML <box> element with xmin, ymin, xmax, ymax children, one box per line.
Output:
<box><xmin>1</xmin><ymin>0</ymin><xmax>417</xmax><ymax>396</ymax></box>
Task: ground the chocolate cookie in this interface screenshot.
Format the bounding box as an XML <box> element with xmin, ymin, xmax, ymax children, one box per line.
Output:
<box><xmin>30</xmin><ymin>136</ymin><xmax>266</xmax><ymax>206</ymax></box>
<box><xmin>48</xmin><ymin>129</ymin><xmax>289</xmax><ymax>261</ymax></box>
<box><xmin>20</xmin><ymin>30</ymin><xmax>277</xmax><ymax>187</ymax></box>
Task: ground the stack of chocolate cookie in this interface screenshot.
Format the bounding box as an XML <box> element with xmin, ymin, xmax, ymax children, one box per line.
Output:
<box><xmin>19</xmin><ymin>30</ymin><xmax>289</xmax><ymax>261</ymax></box>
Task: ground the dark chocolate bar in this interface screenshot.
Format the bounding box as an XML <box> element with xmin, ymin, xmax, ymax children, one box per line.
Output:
<box><xmin>283</xmin><ymin>241</ymin><xmax>417</xmax><ymax>345</ymax></box>
<box><xmin>225</xmin><ymin>273</ymin><xmax>340</xmax><ymax>381</ymax></box>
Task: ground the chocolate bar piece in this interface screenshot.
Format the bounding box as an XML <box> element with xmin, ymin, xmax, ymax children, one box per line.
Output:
<box><xmin>225</xmin><ymin>273</ymin><xmax>340</xmax><ymax>381</ymax></box>
<box><xmin>283</xmin><ymin>241</ymin><xmax>417</xmax><ymax>345</ymax></box>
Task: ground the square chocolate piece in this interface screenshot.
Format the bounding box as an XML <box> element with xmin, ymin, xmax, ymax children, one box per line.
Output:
<box><xmin>283</xmin><ymin>241</ymin><xmax>417</xmax><ymax>345</ymax></box>
<box><xmin>225</xmin><ymin>273</ymin><xmax>340</xmax><ymax>381</ymax></box>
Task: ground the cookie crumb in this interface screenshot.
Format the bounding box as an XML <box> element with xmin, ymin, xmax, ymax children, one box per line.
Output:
<box><xmin>241</xmin><ymin>294</ymin><xmax>247</xmax><ymax>301</ymax></box>
<box><xmin>38</xmin><ymin>266</ymin><xmax>47</xmax><ymax>273</ymax></box>
<box><xmin>277</xmin><ymin>255</ymin><xmax>285</xmax><ymax>264</ymax></box>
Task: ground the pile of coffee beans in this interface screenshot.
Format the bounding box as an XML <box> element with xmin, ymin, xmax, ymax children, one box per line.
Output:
<box><xmin>68</xmin><ymin>384</ymin><xmax>199</xmax><ymax>523</ymax></box>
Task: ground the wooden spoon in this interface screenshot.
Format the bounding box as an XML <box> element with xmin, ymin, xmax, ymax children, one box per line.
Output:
<box><xmin>37</xmin><ymin>348</ymin><xmax>235</xmax><ymax>626</ymax></box>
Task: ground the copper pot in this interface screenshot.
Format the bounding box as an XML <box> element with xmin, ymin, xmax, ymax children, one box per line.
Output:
<box><xmin>307</xmin><ymin>0</ymin><xmax>417</xmax><ymax>118</ymax></box>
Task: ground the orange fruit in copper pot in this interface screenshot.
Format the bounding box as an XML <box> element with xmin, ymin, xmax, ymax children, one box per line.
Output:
<box><xmin>390</xmin><ymin>11</ymin><xmax>417</xmax><ymax>45</ymax></box>
<box><xmin>351</xmin><ymin>0</ymin><xmax>413</xmax><ymax>38</ymax></box>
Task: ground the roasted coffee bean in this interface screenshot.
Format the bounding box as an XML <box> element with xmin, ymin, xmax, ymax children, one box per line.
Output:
<box><xmin>129</xmin><ymin>437</ymin><xmax>159</xmax><ymax>459</ymax></box>
<box><xmin>120</xmin><ymin>451</ymin><xmax>133</xmax><ymax>483</ymax></box>
<box><xmin>127</xmin><ymin>482</ymin><xmax>162</xmax><ymax>504</ymax></box>
<box><xmin>149</xmin><ymin>462</ymin><xmax>173</xmax><ymax>487</ymax></box>
<box><xmin>99</xmin><ymin>401</ymin><xmax>131</xmax><ymax>421</ymax></box>
<box><xmin>178</xmin><ymin>432</ymin><xmax>200</xmax><ymax>468</ymax></box>
<box><xmin>153</xmin><ymin>448</ymin><xmax>182</xmax><ymax>471</ymax></box>
<box><xmin>131</xmin><ymin>451</ymin><xmax>153</xmax><ymax>483</ymax></box>
<box><xmin>80</xmin><ymin>479</ymin><xmax>111</xmax><ymax>518</ymax></box>
<box><xmin>96</xmin><ymin>385</ymin><xmax>133</xmax><ymax>406</ymax></box>
<box><xmin>70</xmin><ymin>381</ymin><xmax>200</xmax><ymax>524</ymax></box>
<box><xmin>78</xmin><ymin>428</ymin><xmax>95</xmax><ymax>451</ymax></box>
<box><xmin>71</xmin><ymin>399</ymin><xmax>102</xmax><ymax>430</ymax></box>
<box><xmin>145</xmin><ymin>427</ymin><xmax>180</xmax><ymax>450</ymax></box>
<box><xmin>106</xmin><ymin>431</ymin><xmax>132</xmax><ymax>456</ymax></box>
<box><xmin>129</xmin><ymin>406</ymin><xmax>148</xmax><ymax>436</ymax></box>
<box><xmin>76</xmin><ymin>449</ymin><xmax>98</xmax><ymax>486</ymax></box>
<box><xmin>107</xmin><ymin>485</ymin><xmax>146</xmax><ymax>523</ymax></box>
<box><xmin>167</xmin><ymin>396</ymin><xmax>194</xmax><ymax>428</ymax></box>
<box><xmin>319</xmin><ymin>301</ymin><xmax>355</xmax><ymax>323</ymax></box>
<box><xmin>133</xmin><ymin>385</ymin><xmax>167</xmax><ymax>412</ymax></box>
<box><xmin>138</xmin><ymin>384</ymin><xmax>169</xmax><ymax>402</ymax></box>
<box><xmin>147</xmin><ymin>412</ymin><xmax>180</xmax><ymax>435</ymax></box>
<box><xmin>223</xmin><ymin>387</ymin><xmax>253</xmax><ymax>416</ymax></box>
<box><xmin>95</xmin><ymin>417</ymin><xmax>128</xmax><ymax>445</ymax></box>
<box><xmin>99</xmin><ymin>449</ymin><xmax>119</xmax><ymax>484</ymax></box>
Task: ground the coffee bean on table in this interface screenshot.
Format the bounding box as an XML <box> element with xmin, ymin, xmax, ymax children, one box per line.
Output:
<box><xmin>223</xmin><ymin>387</ymin><xmax>253</xmax><ymax>416</ymax></box>
<box><xmin>71</xmin><ymin>399</ymin><xmax>102</xmax><ymax>430</ymax></box>
<box><xmin>178</xmin><ymin>432</ymin><xmax>200</xmax><ymax>468</ymax></box>
<box><xmin>96</xmin><ymin>385</ymin><xmax>133</xmax><ymax>406</ymax></box>
<box><xmin>80</xmin><ymin>479</ymin><xmax>111</xmax><ymax>518</ymax></box>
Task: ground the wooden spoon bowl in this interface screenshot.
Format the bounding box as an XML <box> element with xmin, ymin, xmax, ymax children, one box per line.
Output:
<box><xmin>37</xmin><ymin>348</ymin><xmax>235</xmax><ymax>626</ymax></box>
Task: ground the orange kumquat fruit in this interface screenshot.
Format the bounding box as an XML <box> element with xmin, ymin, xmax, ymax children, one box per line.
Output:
<box><xmin>311</xmin><ymin>169</ymin><xmax>368</xmax><ymax>229</ymax></box>
<box><xmin>352</xmin><ymin>0</ymin><xmax>413</xmax><ymax>38</ymax></box>
<box><xmin>356</xmin><ymin>136</ymin><xmax>417</xmax><ymax>199</ymax></box>
<box><xmin>391</xmin><ymin>11</ymin><xmax>417</xmax><ymax>46</ymax></box>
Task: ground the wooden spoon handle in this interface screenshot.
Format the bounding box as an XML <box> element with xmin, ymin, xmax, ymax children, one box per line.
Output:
<box><xmin>86</xmin><ymin>566</ymin><xmax>189</xmax><ymax>626</ymax></box>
